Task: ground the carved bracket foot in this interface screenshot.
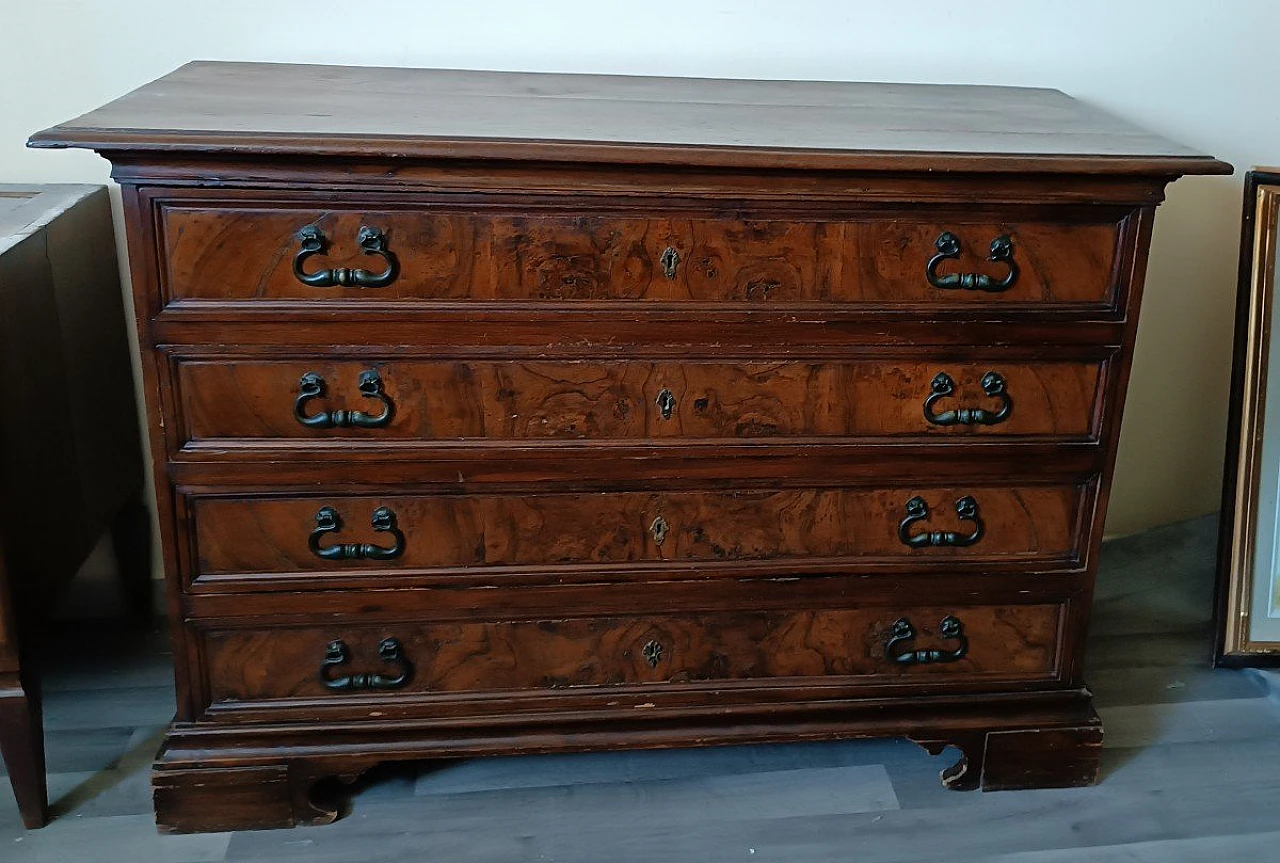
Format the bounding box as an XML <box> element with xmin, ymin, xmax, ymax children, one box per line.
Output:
<box><xmin>910</xmin><ymin>723</ymin><xmax>1103</xmax><ymax>792</ymax></box>
<box><xmin>153</xmin><ymin>760</ymin><xmax>377</xmax><ymax>833</ymax></box>
<box><xmin>910</xmin><ymin>733</ymin><xmax>986</xmax><ymax>791</ymax></box>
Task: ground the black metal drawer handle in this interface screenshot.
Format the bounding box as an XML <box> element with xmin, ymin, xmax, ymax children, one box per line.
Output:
<box><xmin>924</xmin><ymin>371</ymin><xmax>1012</xmax><ymax>426</ymax></box>
<box><xmin>293</xmin><ymin>224</ymin><xmax>398</xmax><ymax>288</ymax></box>
<box><xmin>295</xmin><ymin>369</ymin><xmax>393</xmax><ymax>429</ymax></box>
<box><xmin>926</xmin><ymin>231</ymin><xmax>1018</xmax><ymax>292</ymax></box>
<box><xmin>885</xmin><ymin>616</ymin><xmax>968</xmax><ymax>664</ymax></box>
<box><xmin>320</xmin><ymin>637</ymin><xmax>412</xmax><ymax>690</ymax></box>
<box><xmin>898</xmin><ymin>496</ymin><xmax>984</xmax><ymax>548</ymax></box>
<box><xmin>309</xmin><ymin>506</ymin><xmax>405</xmax><ymax>561</ymax></box>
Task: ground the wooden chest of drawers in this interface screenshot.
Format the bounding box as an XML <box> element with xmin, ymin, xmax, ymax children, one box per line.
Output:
<box><xmin>31</xmin><ymin>62</ymin><xmax>1228</xmax><ymax>833</ymax></box>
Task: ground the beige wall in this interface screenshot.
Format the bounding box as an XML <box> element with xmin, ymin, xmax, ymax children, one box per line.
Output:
<box><xmin>1</xmin><ymin>0</ymin><xmax>1272</xmax><ymax>537</ymax></box>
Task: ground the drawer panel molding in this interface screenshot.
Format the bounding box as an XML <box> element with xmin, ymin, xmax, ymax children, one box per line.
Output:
<box><xmin>187</xmin><ymin>482</ymin><xmax>1092</xmax><ymax>583</ymax></box>
<box><xmin>158</xmin><ymin>203</ymin><xmax>1126</xmax><ymax>309</ymax></box>
<box><xmin>176</xmin><ymin>358</ymin><xmax>1106</xmax><ymax>445</ymax></box>
<box><xmin>199</xmin><ymin>603</ymin><xmax>1065</xmax><ymax>706</ymax></box>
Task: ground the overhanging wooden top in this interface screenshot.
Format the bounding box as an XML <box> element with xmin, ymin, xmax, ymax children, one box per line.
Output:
<box><xmin>29</xmin><ymin>61</ymin><xmax>1231</xmax><ymax>176</ymax></box>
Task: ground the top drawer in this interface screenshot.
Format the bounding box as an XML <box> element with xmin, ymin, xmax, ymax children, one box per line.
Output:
<box><xmin>157</xmin><ymin>203</ymin><xmax>1126</xmax><ymax>309</ymax></box>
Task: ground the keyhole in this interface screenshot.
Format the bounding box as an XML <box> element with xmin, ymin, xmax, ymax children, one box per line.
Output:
<box><xmin>660</xmin><ymin>247</ymin><xmax>680</xmax><ymax>280</ymax></box>
<box><xmin>656</xmin><ymin>388</ymin><xmax>676</xmax><ymax>420</ymax></box>
<box><xmin>650</xmin><ymin>516</ymin><xmax>669</xmax><ymax>546</ymax></box>
<box><xmin>642</xmin><ymin>640</ymin><xmax>664</xmax><ymax>668</ymax></box>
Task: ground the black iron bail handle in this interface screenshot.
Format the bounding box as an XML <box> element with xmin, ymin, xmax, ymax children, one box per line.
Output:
<box><xmin>309</xmin><ymin>505</ymin><xmax>406</xmax><ymax>561</ymax></box>
<box><xmin>320</xmin><ymin>637</ymin><xmax>413</xmax><ymax>690</ymax></box>
<box><xmin>898</xmin><ymin>495</ymin><xmax>984</xmax><ymax>548</ymax></box>
<box><xmin>924</xmin><ymin>371</ymin><xmax>1012</xmax><ymax>426</ymax></box>
<box><xmin>885</xmin><ymin>616</ymin><xmax>968</xmax><ymax>664</ymax></box>
<box><xmin>294</xmin><ymin>369</ymin><xmax>393</xmax><ymax>429</ymax></box>
<box><xmin>926</xmin><ymin>231</ymin><xmax>1018</xmax><ymax>292</ymax></box>
<box><xmin>293</xmin><ymin>224</ymin><xmax>398</xmax><ymax>288</ymax></box>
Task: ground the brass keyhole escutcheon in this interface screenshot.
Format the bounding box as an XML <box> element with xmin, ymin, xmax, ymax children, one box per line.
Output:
<box><xmin>642</xmin><ymin>640</ymin><xmax>664</xmax><ymax>668</ymax></box>
<box><xmin>650</xmin><ymin>516</ymin><xmax>670</xmax><ymax>546</ymax></box>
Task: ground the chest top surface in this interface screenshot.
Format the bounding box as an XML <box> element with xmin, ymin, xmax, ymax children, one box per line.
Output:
<box><xmin>29</xmin><ymin>61</ymin><xmax>1228</xmax><ymax>176</ymax></box>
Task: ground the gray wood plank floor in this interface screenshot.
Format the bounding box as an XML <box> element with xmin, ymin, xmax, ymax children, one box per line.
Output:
<box><xmin>3</xmin><ymin>514</ymin><xmax>1278</xmax><ymax>862</ymax></box>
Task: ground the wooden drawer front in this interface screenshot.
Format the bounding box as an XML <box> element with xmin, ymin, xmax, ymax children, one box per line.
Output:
<box><xmin>159</xmin><ymin>205</ymin><xmax>1122</xmax><ymax>307</ymax></box>
<box><xmin>190</xmin><ymin>484</ymin><xmax>1085</xmax><ymax>580</ymax></box>
<box><xmin>201</xmin><ymin>604</ymin><xmax>1063</xmax><ymax>704</ymax></box>
<box><xmin>176</xmin><ymin>359</ymin><xmax>1103</xmax><ymax>444</ymax></box>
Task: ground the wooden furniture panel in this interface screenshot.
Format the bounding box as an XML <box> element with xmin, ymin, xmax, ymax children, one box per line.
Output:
<box><xmin>28</xmin><ymin>61</ymin><xmax>1227</xmax><ymax>172</ymax></box>
<box><xmin>159</xmin><ymin>203</ymin><xmax>1122</xmax><ymax>308</ymax></box>
<box><xmin>496</xmin><ymin>214</ymin><xmax>838</xmax><ymax>303</ymax></box>
<box><xmin>176</xmin><ymin>358</ymin><xmax>1104</xmax><ymax>444</ymax></box>
<box><xmin>30</xmin><ymin>62</ymin><xmax>1227</xmax><ymax>832</ymax></box>
<box><xmin>162</xmin><ymin>207</ymin><xmax>477</xmax><ymax>302</ymax></box>
<box><xmin>189</xmin><ymin>483</ymin><xmax>1086</xmax><ymax>580</ymax></box>
<box><xmin>0</xmin><ymin>547</ymin><xmax>44</xmax><ymax>832</ymax></box>
<box><xmin>0</xmin><ymin>185</ymin><xmax>149</xmax><ymax>829</ymax></box>
<box><xmin>857</xmin><ymin>221</ymin><xmax>1119</xmax><ymax>305</ymax></box>
<box><xmin>200</xmin><ymin>603</ymin><xmax>1063</xmax><ymax>705</ymax></box>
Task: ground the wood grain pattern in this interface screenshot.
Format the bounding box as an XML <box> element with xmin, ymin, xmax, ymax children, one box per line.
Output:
<box><xmin>177</xmin><ymin>359</ymin><xmax>1104</xmax><ymax>444</ymax></box>
<box><xmin>159</xmin><ymin>204</ymin><xmax>1122</xmax><ymax>307</ymax></box>
<box><xmin>980</xmin><ymin>725</ymin><xmax>1104</xmax><ymax>790</ymax></box>
<box><xmin>200</xmin><ymin>604</ymin><xmax>1062</xmax><ymax>704</ymax></box>
<box><xmin>151</xmin><ymin>765</ymin><xmax>302</xmax><ymax>833</ymax></box>
<box><xmin>179</xmin><ymin>569</ymin><xmax>1087</xmax><ymax>626</ymax></box>
<box><xmin>190</xmin><ymin>484</ymin><xmax>1084</xmax><ymax>578</ymax></box>
<box><xmin>494</xmin><ymin>214</ymin><xmax>839</xmax><ymax>303</ymax></box>
<box><xmin>22</xmin><ymin>515</ymin><xmax>1280</xmax><ymax>853</ymax></box>
<box><xmin>27</xmin><ymin>62</ymin><xmax>1229</xmax><ymax>176</ymax></box>
<box><xmin>23</xmin><ymin>63</ymin><xmax>1226</xmax><ymax>830</ymax></box>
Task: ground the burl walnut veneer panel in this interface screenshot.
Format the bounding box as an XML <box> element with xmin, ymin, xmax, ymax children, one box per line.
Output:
<box><xmin>189</xmin><ymin>484</ymin><xmax>1086</xmax><ymax>578</ymax></box>
<box><xmin>176</xmin><ymin>358</ymin><xmax>1105</xmax><ymax>444</ymax></box>
<box><xmin>158</xmin><ymin>204</ymin><xmax>1124</xmax><ymax>307</ymax></box>
<box><xmin>199</xmin><ymin>604</ymin><xmax>1063</xmax><ymax>706</ymax></box>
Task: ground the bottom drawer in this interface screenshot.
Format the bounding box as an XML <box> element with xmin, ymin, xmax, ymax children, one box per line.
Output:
<box><xmin>200</xmin><ymin>604</ymin><xmax>1063</xmax><ymax>705</ymax></box>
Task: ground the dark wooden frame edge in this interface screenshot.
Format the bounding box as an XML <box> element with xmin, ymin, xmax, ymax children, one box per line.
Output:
<box><xmin>1215</xmin><ymin>170</ymin><xmax>1280</xmax><ymax>667</ymax></box>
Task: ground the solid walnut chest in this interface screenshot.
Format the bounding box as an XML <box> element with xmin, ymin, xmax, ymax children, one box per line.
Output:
<box><xmin>31</xmin><ymin>62</ymin><xmax>1228</xmax><ymax>833</ymax></box>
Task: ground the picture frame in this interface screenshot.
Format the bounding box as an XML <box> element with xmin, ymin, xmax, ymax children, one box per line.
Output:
<box><xmin>1216</xmin><ymin>168</ymin><xmax>1280</xmax><ymax>666</ymax></box>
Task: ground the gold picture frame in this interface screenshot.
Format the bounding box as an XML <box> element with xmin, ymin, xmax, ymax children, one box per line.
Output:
<box><xmin>1216</xmin><ymin>168</ymin><xmax>1280</xmax><ymax>665</ymax></box>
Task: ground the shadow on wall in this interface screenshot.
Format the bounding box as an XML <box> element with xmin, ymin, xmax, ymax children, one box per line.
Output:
<box><xmin>1107</xmin><ymin>173</ymin><xmax>1242</xmax><ymax>538</ymax></box>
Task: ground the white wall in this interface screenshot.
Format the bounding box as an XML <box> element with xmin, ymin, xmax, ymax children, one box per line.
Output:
<box><xmin>1</xmin><ymin>0</ymin><xmax>1271</xmax><ymax>536</ymax></box>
